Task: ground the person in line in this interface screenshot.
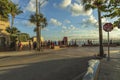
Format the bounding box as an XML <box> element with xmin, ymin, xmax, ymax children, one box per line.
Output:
<box><xmin>18</xmin><ymin>41</ymin><xmax>22</xmax><ymax>51</ymax></box>
<box><xmin>29</xmin><ymin>41</ymin><xmax>32</xmax><ymax>50</ymax></box>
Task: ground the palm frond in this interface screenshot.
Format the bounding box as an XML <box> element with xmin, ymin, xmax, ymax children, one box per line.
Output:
<box><xmin>29</xmin><ymin>13</ymin><xmax>48</xmax><ymax>29</ymax></box>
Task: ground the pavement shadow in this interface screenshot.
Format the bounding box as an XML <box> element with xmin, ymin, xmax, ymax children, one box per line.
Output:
<box><xmin>0</xmin><ymin>56</ymin><xmax>96</xmax><ymax>80</ymax></box>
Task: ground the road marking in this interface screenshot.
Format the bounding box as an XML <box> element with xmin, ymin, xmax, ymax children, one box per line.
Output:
<box><xmin>72</xmin><ymin>71</ymin><xmax>86</xmax><ymax>80</ymax></box>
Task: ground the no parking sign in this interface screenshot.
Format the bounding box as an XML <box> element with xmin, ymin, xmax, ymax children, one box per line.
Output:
<box><xmin>103</xmin><ymin>23</ymin><xmax>113</xmax><ymax>61</ymax></box>
<box><xmin>103</xmin><ymin>23</ymin><xmax>113</xmax><ymax>32</ymax></box>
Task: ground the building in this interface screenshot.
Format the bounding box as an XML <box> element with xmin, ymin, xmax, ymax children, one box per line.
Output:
<box><xmin>63</xmin><ymin>37</ymin><xmax>68</xmax><ymax>45</ymax></box>
<box><xmin>32</xmin><ymin>36</ymin><xmax>44</xmax><ymax>42</ymax></box>
<box><xmin>0</xmin><ymin>20</ymin><xmax>10</xmax><ymax>48</ymax></box>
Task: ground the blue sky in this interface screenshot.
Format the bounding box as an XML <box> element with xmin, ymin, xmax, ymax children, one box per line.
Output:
<box><xmin>11</xmin><ymin>0</ymin><xmax>120</xmax><ymax>41</ymax></box>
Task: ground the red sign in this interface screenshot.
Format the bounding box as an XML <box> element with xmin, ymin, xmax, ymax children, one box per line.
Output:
<box><xmin>103</xmin><ymin>23</ymin><xmax>113</xmax><ymax>32</ymax></box>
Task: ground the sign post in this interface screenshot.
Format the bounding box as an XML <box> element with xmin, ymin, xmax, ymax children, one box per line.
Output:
<box><xmin>107</xmin><ymin>31</ymin><xmax>110</xmax><ymax>61</ymax></box>
<box><xmin>103</xmin><ymin>23</ymin><xmax>113</xmax><ymax>61</ymax></box>
<box><xmin>118</xmin><ymin>21</ymin><xmax>120</xmax><ymax>28</ymax></box>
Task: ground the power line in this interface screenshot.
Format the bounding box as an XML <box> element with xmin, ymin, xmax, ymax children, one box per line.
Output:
<box><xmin>17</xmin><ymin>0</ymin><xmax>31</xmax><ymax>21</ymax></box>
<box><xmin>15</xmin><ymin>17</ymin><xmax>30</xmax><ymax>20</ymax></box>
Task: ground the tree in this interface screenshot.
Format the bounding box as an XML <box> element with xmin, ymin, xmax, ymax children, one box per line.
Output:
<box><xmin>102</xmin><ymin>0</ymin><xmax>120</xmax><ymax>27</ymax></box>
<box><xmin>82</xmin><ymin>0</ymin><xmax>108</xmax><ymax>57</ymax></box>
<box><xmin>0</xmin><ymin>0</ymin><xmax>10</xmax><ymax>21</ymax></box>
<box><xmin>17</xmin><ymin>33</ymin><xmax>30</xmax><ymax>42</ymax></box>
<box><xmin>9</xmin><ymin>1</ymin><xmax>23</xmax><ymax>27</ymax></box>
<box><xmin>29</xmin><ymin>13</ymin><xmax>47</xmax><ymax>50</ymax></box>
<box><xmin>6</xmin><ymin>27</ymin><xmax>20</xmax><ymax>34</ymax></box>
<box><xmin>6</xmin><ymin>27</ymin><xmax>19</xmax><ymax>45</ymax></box>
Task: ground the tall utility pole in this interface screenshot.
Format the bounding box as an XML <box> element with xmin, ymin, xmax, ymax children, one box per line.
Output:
<box><xmin>36</xmin><ymin>0</ymin><xmax>48</xmax><ymax>51</ymax></box>
<box><xmin>39</xmin><ymin>2</ymin><xmax>41</xmax><ymax>51</ymax></box>
<box><xmin>36</xmin><ymin>0</ymin><xmax>40</xmax><ymax>51</ymax></box>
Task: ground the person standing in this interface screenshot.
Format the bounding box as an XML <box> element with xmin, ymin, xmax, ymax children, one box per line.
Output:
<box><xmin>29</xmin><ymin>41</ymin><xmax>32</xmax><ymax>50</ymax></box>
<box><xmin>33</xmin><ymin>41</ymin><xmax>37</xmax><ymax>50</ymax></box>
<box><xmin>18</xmin><ymin>41</ymin><xmax>22</xmax><ymax>51</ymax></box>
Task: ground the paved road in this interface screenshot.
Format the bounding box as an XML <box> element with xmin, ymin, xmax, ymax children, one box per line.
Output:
<box><xmin>0</xmin><ymin>47</ymin><xmax>98</xmax><ymax>80</ymax></box>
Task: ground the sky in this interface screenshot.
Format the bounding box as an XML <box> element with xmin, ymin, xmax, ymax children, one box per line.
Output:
<box><xmin>11</xmin><ymin>0</ymin><xmax>120</xmax><ymax>41</ymax></box>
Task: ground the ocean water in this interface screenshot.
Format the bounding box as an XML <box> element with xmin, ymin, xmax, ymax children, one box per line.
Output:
<box><xmin>68</xmin><ymin>40</ymin><xmax>99</xmax><ymax>46</ymax></box>
<box><xmin>69</xmin><ymin>39</ymin><xmax>120</xmax><ymax>46</ymax></box>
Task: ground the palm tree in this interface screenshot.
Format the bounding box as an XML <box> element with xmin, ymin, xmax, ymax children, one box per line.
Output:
<box><xmin>29</xmin><ymin>13</ymin><xmax>47</xmax><ymax>51</ymax></box>
<box><xmin>6</xmin><ymin>27</ymin><xmax>20</xmax><ymax>35</ymax></box>
<box><xmin>82</xmin><ymin>0</ymin><xmax>107</xmax><ymax>57</ymax></box>
<box><xmin>102</xmin><ymin>0</ymin><xmax>120</xmax><ymax>28</ymax></box>
<box><xmin>9</xmin><ymin>1</ymin><xmax>23</xmax><ymax>27</ymax></box>
<box><xmin>0</xmin><ymin>0</ymin><xmax>10</xmax><ymax>21</ymax></box>
<box><xmin>6</xmin><ymin>27</ymin><xmax>20</xmax><ymax>50</ymax></box>
<box><xmin>6</xmin><ymin>26</ymin><xmax>20</xmax><ymax>46</ymax></box>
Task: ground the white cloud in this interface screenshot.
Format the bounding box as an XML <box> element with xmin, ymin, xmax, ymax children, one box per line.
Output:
<box><xmin>15</xmin><ymin>20</ymin><xmax>35</xmax><ymax>27</ymax></box>
<box><xmin>25</xmin><ymin>0</ymin><xmax>36</xmax><ymax>12</ymax></box>
<box><xmin>59</xmin><ymin>0</ymin><xmax>71</xmax><ymax>8</ymax></box>
<box><xmin>50</xmin><ymin>18</ymin><xmax>62</xmax><ymax>26</ymax></box>
<box><xmin>67</xmin><ymin>29</ymin><xmax>99</xmax><ymax>39</ymax></box>
<box><xmin>70</xmin><ymin>25</ymin><xmax>76</xmax><ymax>30</ymax></box>
<box><xmin>61</xmin><ymin>24</ymin><xmax>80</xmax><ymax>34</ymax></box>
<box><xmin>81</xmin><ymin>15</ymin><xmax>110</xmax><ymax>28</ymax></box>
<box><xmin>82</xmin><ymin>15</ymin><xmax>98</xmax><ymax>27</ymax></box>
<box><xmin>62</xmin><ymin>26</ymin><xmax>67</xmax><ymax>29</ymax></box>
<box><xmin>64</xmin><ymin>20</ymin><xmax>71</xmax><ymax>24</ymax></box>
<box><xmin>58</xmin><ymin>1</ymin><xmax>92</xmax><ymax>16</ymax></box>
<box><xmin>43</xmin><ymin>28</ymin><xmax>49</xmax><ymax>31</ymax></box>
<box><xmin>62</xmin><ymin>30</ymin><xmax>71</xmax><ymax>33</ymax></box>
<box><xmin>102</xmin><ymin>18</ymin><xmax>109</xmax><ymax>24</ymax></box>
<box><xmin>83</xmin><ymin>15</ymin><xmax>109</xmax><ymax>27</ymax></box>
<box><xmin>25</xmin><ymin>0</ymin><xmax>48</xmax><ymax>12</ymax></box>
<box><xmin>70</xmin><ymin>3</ymin><xmax>92</xmax><ymax>16</ymax></box>
<box><xmin>89</xmin><ymin>15</ymin><xmax>97</xmax><ymax>24</ymax></box>
<box><xmin>24</xmin><ymin>21</ymin><xmax>35</xmax><ymax>27</ymax></box>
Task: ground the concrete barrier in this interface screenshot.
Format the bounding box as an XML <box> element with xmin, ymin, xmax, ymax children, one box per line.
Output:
<box><xmin>83</xmin><ymin>59</ymin><xmax>100</xmax><ymax>80</ymax></box>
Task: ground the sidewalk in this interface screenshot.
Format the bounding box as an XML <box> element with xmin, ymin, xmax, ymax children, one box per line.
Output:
<box><xmin>98</xmin><ymin>53</ymin><xmax>120</xmax><ymax>80</ymax></box>
<box><xmin>0</xmin><ymin>48</ymin><xmax>60</xmax><ymax>58</ymax></box>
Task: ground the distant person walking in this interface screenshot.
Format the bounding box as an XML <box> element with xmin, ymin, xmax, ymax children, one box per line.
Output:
<box><xmin>18</xmin><ymin>41</ymin><xmax>22</xmax><ymax>51</ymax></box>
<box><xmin>33</xmin><ymin>41</ymin><xmax>37</xmax><ymax>50</ymax></box>
<box><xmin>29</xmin><ymin>41</ymin><xmax>32</xmax><ymax>50</ymax></box>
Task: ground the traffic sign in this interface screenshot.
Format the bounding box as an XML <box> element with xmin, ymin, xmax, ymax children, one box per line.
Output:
<box><xmin>103</xmin><ymin>23</ymin><xmax>113</xmax><ymax>32</ymax></box>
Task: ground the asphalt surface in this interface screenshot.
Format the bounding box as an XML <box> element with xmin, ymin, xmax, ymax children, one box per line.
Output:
<box><xmin>0</xmin><ymin>47</ymin><xmax>98</xmax><ymax>80</ymax></box>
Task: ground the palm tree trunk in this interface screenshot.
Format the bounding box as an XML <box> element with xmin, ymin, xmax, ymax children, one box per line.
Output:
<box><xmin>11</xmin><ymin>16</ymin><xmax>14</xmax><ymax>28</ymax></box>
<box><xmin>98</xmin><ymin>8</ymin><xmax>104</xmax><ymax>57</ymax></box>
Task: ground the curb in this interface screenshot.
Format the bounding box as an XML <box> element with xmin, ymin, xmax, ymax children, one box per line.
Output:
<box><xmin>83</xmin><ymin>59</ymin><xmax>100</xmax><ymax>80</ymax></box>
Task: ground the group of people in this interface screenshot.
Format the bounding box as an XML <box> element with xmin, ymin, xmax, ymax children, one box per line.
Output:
<box><xmin>17</xmin><ymin>41</ymin><xmax>37</xmax><ymax>51</ymax></box>
<box><xmin>16</xmin><ymin>40</ymin><xmax>69</xmax><ymax>51</ymax></box>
